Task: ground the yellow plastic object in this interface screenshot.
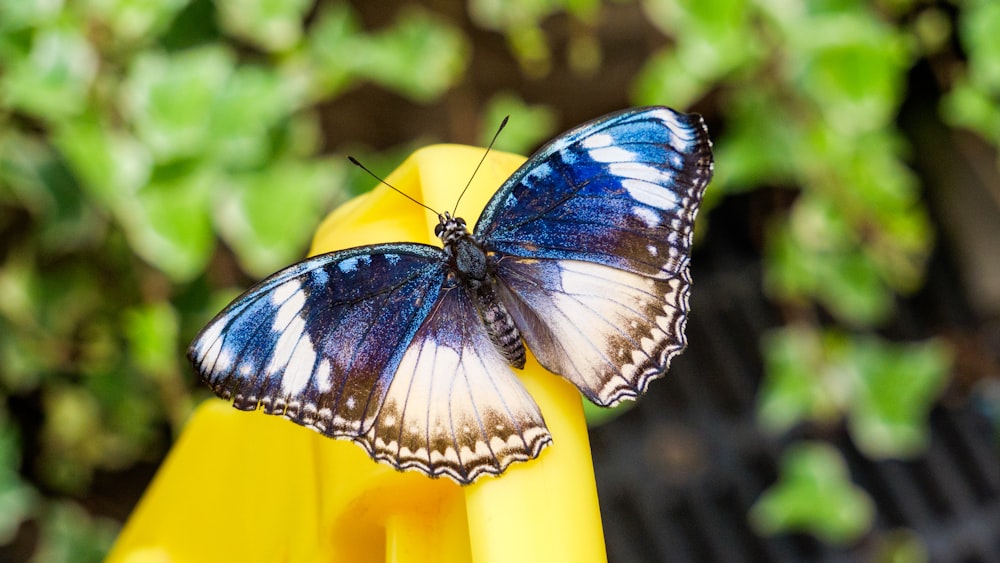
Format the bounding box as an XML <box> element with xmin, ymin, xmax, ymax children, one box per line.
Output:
<box><xmin>107</xmin><ymin>145</ymin><xmax>608</xmax><ymax>563</ymax></box>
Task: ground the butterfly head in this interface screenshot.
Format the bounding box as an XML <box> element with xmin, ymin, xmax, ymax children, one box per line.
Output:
<box><xmin>435</xmin><ymin>212</ymin><xmax>469</xmax><ymax>245</ymax></box>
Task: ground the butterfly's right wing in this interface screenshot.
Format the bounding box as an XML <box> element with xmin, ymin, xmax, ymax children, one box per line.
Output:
<box><xmin>188</xmin><ymin>244</ymin><xmax>446</xmax><ymax>438</ymax></box>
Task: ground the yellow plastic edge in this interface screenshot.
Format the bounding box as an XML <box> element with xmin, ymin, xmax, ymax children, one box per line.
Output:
<box><xmin>107</xmin><ymin>144</ymin><xmax>607</xmax><ymax>563</ymax></box>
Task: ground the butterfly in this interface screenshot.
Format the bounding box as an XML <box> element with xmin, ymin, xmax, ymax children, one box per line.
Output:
<box><xmin>188</xmin><ymin>106</ymin><xmax>713</xmax><ymax>484</ymax></box>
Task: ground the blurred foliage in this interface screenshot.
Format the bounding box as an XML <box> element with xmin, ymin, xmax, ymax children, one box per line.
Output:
<box><xmin>0</xmin><ymin>0</ymin><xmax>470</xmax><ymax>558</ymax></box>
<box><xmin>758</xmin><ymin>328</ymin><xmax>951</xmax><ymax>458</ymax></box>
<box><xmin>749</xmin><ymin>442</ymin><xmax>874</xmax><ymax>544</ymax></box>
<box><xmin>624</xmin><ymin>0</ymin><xmax>967</xmax><ymax>544</ymax></box>
<box><xmin>480</xmin><ymin>93</ymin><xmax>558</xmax><ymax>154</ymax></box>
<box><xmin>0</xmin><ymin>0</ymin><xmax>997</xmax><ymax>559</ymax></box>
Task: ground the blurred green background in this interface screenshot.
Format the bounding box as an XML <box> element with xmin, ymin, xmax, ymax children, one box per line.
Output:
<box><xmin>1</xmin><ymin>0</ymin><xmax>999</xmax><ymax>560</ymax></box>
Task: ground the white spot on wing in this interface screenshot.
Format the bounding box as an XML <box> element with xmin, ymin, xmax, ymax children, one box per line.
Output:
<box><xmin>623</xmin><ymin>179</ymin><xmax>680</xmax><ymax>210</ymax></box>
<box><xmin>267</xmin><ymin>316</ymin><xmax>305</xmax><ymax>374</ymax></box>
<box><xmin>272</xmin><ymin>279</ymin><xmax>300</xmax><ymax>304</ymax></box>
<box><xmin>281</xmin><ymin>335</ymin><xmax>316</xmax><ymax>396</ymax></box>
<box><xmin>589</xmin><ymin>146</ymin><xmax>634</xmax><ymax>163</ymax></box>
<box><xmin>582</xmin><ymin>132</ymin><xmax>614</xmax><ymax>149</ymax></box>
<box><xmin>315</xmin><ymin>359</ymin><xmax>332</xmax><ymax>393</ymax></box>
<box><xmin>339</xmin><ymin>256</ymin><xmax>360</xmax><ymax>273</ymax></box>
<box><xmin>273</xmin><ymin>289</ymin><xmax>306</xmax><ymax>330</ymax></box>
<box><xmin>633</xmin><ymin>206</ymin><xmax>660</xmax><ymax>228</ymax></box>
<box><xmin>196</xmin><ymin>320</ymin><xmax>226</xmax><ymax>357</ymax></box>
<box><xmin>609</xmin><ymin>162</ymin><xmax>674</xmax><ymax>185</ymax></box>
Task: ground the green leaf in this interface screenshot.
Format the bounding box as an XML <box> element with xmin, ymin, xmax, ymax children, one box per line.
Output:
<box><xmin>481</xmin><ymin>93</ymin><xmax>557</xmax><ymax>155</ymax></box>
<box><xmin>582</xmin><ymin>396</ymin><xmax>633</xmax><ymax>427</ymax></box>
<box><xmin>122</xmin><ymin>45</ymin><xmax>235</xmax><ymax>162</ymax></box>
<box><xmin>959</xmin><ymin>0</ymin><xmax>1000</xmax><ymax>93</ymax></box>
<box><xmin>941</xmin><ymin>78</ymin><xmax>1000</xmax><ymax>145</ymax></box>
<box><xmin>0</xmin><ymin>130</ymin><xmax>108</xmax><ymax>251</ymax></box>
<box><xmin>759</xmin><ymin>327</ymin><xmax>952</xmax><ymax>458</ymax></box>
<box><xmin>635</xmin><ymin>0</ymin><xmax>760</xmax><ymax>107</ymax></box>
<box><xmin>305</xmin><ymin>3</ymin><xmax>365</xmax><ymax>98</ymax></box>
<box><xmin>0</xmin><ymin>0</ymin><xmax>61</xmax><ymax>29</ymax></box>
<box><xmin>81</xmin><ymin>0</ymin><xmax>191</xmax><ymax>45</ymax></box>
<box><xmin>208</xmin><ymin>64</ymin><xmax>302</xmax><ymax>169</ymax></box>
<box><xmin>214</xmin><ymin>158</ymin><xmax>345</xmax><ymax>277</ymax></box>
<box><xmin>54</xmin><ymin>113</ymin><xmax>152</xmax><ymax>209</ymax></box>
<box><xmin>1</xmin><ymin>21</ymin><xmax>98</xmax><ymax>122</ymax></box>
<box><xmin>40</xmin><ymin>385</ymin><xmax>103</xmax><ymax>491</ymax></box>
<box><xmin>767</xmin><ymin>196</ymin><xmax>897</xmax><ymax>327</ymax></box>
<box><xmin>709</xmin><ymin>91</ymin><xmax>801</xmax><ymax>191</ymax></box>
<box><xmin>750</xmin><ymin>442</ymin><xmax>874</xmax><ymax>544</ymax></box>
<box><xmin>757</xmin><ymin>326</ymin><xmax>844</xmax><ymax>434</ymax></box>
<box><xmin>845</xmin><ymin>338</ymin><xmax>951</xmax><ymax>458</ymax></box>
<box><xmin>216</xmin><ymin>0</ymin><xmax>310</xmax><ymax>52</ymax></box>
<box><xmin>122</xmin><ymin>168</ymin><xmax>215</xmax><ymax>281</ymax></box>
<box><xmin>123</xmin><ymin>301</ymin><xmax>180</xmax><ymax>377</ymax></box>
<box><xmin>631</xmin><ymin>50</ymin><xmax>708</xmax><ymax>110</ymax></box>
<box><xmin>354</xmin><ymin>8</ymin><xmax>469</xmax><ymax>103</ymax></box>
<box><xmin>31</xmin><ymin>500</ymin><xmax>118</xmax><ymax>563</ymax></box>
<box><xmin>784</xmin><ymin>11</ymin><xmax>909</xmax><ymax>134</ymax></box>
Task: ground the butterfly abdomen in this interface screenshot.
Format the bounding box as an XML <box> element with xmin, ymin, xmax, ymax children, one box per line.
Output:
<box><xmin>475</xmin><ymin>283</ymin><xmax>526</xmax><ymax>369</ymax></box>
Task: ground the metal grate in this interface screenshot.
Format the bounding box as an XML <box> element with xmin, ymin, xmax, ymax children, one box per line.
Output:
<box><xmin>589</xmin><ymin>199</ymin><xmax>1000</xmax><ymax>562</ymax></box>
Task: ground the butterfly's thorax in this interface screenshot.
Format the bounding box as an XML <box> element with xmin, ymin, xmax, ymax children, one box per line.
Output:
<box><xmin>437</xmin><ymin>213</ymin><xmax>526</xmax><ymax>369</ymax></box>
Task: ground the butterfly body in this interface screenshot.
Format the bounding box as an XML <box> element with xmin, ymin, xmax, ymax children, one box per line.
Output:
<box><xmin>438</xmin><ymin>211</ymin><xmax>527</xmax><ymax>369</ymax></box>
<box><xmin>190</xmin><ymin>106</ymin><xmax>714</xmax><ymax>484</ymax></box>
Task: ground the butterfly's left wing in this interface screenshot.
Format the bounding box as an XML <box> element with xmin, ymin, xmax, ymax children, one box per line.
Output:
<box><xmin>188</xmin><ymin>244</ymin><xmax>447</xmax><ymax>438</ymax></box>
<box><xmin>189</xmin><ymin>243</ymin><xmax>549</xmax><ymax>483</ymax></box>
<box><xmin>475</xmin><ymin>106</ymin><xmax>713</xmax><ymax>406</ymax></box>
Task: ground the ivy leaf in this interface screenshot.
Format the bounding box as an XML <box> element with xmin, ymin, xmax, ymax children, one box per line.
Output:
<box><xmin>208</xmin><ymin>64</ymin><xmax>302</xmax><ymax>169</ymax></box>
<box><xmin>759</xmin><ymin>328</ymin><xmax>952</xmax><ymax>458</ymax></box>
<box><xmin>355</xmin><ymin>8</ymin><xmax>469</xmax><ymax>103</ymax></box>
<box><xmin>214</xmin><ymin>158</ymin><xmax>345</xmax><ymax>277</ymax></box>
<box><xmin>82</xmin><ymin>0</ymin><xmax>191</xmax><ymax>45</ymax></box>
<box><xmin>751</xmin><ymin>442</ymin><xmax>874</xmax><ymax>544</ymax></box>
<box><xmin>757</xmin><ymin>326</ymin><xmax>844</xmax><ymax>434</ymax></box>
<box><xmin>216</xmin><ymin>0</ymin><xmax>311</xmax><ymax>53</ymax></box>
<box><xmin>846</xmin><ymin>338</ymin><xmax>951</xmax><ymax>458</ymax></box>
<box><xmin>122</xmin><ymin>46</ymin><xmax>235</xmax><ymax>162</ymax></box>
<box><xmin>1</xmin><ymin>21</ymin><xmax>98</xmax><ymax>122</ymax></box>
<box><xmin>54</xmin><ymin>112</ymin><xmax>152</xmax><ymax>209</ymax></box>
<box><xmin>122</xmin><ymin>168</ymin><xmax>215</xmax><ymax>282</ymax></box>
<box><xmin>791</xmin><ymin>17</ymin><xmax>908</xmax><ymax>133</ymax></box>
<box><xmin>32</xmin><ymin>500</ymin><xmax>118</xmax><ymax>563</ymax></box>
<box><xmin>959</xmin><ymin>0</ymin><xmax>1000</xmax><ymax>93</ymax></box>
<box><xmin>123</xmin><ymin>301</ymin><xmax>180</xmax><ymax>378</ymax></box>
<box><xmin>481</xmin><ymin>93</ymin><xmax>556</xmax><ymax>155</ymax></box>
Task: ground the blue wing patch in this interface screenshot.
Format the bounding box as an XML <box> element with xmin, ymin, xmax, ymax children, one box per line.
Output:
<box><xmin>189</xmin><ymin>106</ymin><xmax>713</xmax><ymax>484</ymax></box>
<box><xmin>476</xmin><ymin>107</ymin><xmax>712</xmax><ymax>279</ymax></box>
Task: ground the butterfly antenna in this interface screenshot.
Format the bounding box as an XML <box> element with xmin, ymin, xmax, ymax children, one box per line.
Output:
<box><xmin>453</xmin><ymin>115</ymin><xmax>509</xmax><ymax>216</ymax></box>
<box><xmin>348</xmin><ymin>156</ymin><xmax>440</xmax><ymax>216</ymax></box>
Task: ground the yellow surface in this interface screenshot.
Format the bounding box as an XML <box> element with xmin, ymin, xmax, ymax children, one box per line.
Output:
<box><xmin>107</xmin><ymin>145</ymin><xmax>607</xmax><ymax>563</ymax></box>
